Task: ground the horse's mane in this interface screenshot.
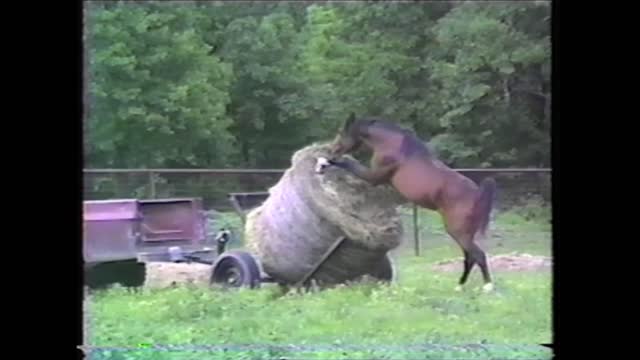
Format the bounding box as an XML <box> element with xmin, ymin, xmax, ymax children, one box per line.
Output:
<box><xmin>356</xmin><ymin>117</ymin><xmax>433</xmax><ymax>156</ymax></box>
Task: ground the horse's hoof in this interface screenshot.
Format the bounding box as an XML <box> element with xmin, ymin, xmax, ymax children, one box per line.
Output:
<box><xmin>482</xmin><ymin>283</ymin><xmax>494</xmax><ymax>293</ymax></box>
<box><xmin>454</xmin><ymin>285</ymin><xmax>463</xmax><ymax>292</ymax></box>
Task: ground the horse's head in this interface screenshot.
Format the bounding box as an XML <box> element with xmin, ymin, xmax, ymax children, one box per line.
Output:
<box><xmin>329</xmin><ymin>113</ymin><xmax>363</xmax><ymax>157</ymax></box>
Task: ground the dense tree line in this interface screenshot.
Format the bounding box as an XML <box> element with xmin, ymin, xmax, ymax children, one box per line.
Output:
<box><xmin>86</xmin><ymin>1</ymin><xmax>550</xmax><ymax>169</ymax></box>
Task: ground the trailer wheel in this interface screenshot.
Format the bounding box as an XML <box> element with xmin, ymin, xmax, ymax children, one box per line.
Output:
<box><xmin>211</xmin><ymin>250</ymin><xmax>261</xmax><ymax>289</ymax></box>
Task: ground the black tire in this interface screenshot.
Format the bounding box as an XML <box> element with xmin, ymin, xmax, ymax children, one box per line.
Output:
<box><xmin>210</xmin><ymin>250</ymin><xmax>261</xmax><ymax>289</ymax></box>
<box><xmin>85</xmin><ymin>260</ymin><xmax>146</xmax><ymax>290</ymax></box>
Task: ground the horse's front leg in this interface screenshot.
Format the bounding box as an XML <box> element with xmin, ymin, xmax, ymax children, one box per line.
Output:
<box><xmin>329</xmin><ymin>158</ymin><xmax>395</xmax><ymax>186</ymax></box>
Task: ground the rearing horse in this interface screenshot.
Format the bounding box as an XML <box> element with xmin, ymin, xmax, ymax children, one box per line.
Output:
<box><xmin>326</xmin><ymin>113</ymin><xmax>497</xmax><ymax>292</ymax></box>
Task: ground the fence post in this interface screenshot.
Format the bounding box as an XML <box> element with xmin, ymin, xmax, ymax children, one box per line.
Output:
<box><xmin>149</xmin><ymin>171</ymin><xmax>157</xmax><ymax>199</ymax></box>
<box><xmin>413</xmin><ymin>204</ymin><xmax>420</xmax><ymax>256</ymax></box>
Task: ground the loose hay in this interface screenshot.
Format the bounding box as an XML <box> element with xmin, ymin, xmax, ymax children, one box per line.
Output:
<box><xmin>432</xmin><ymin>252</ymin><xmax>552</xmax><ymax>272</ymax></box>
<box><xmin>245</xmin><ymin>143</ymin><xmax>406</xmax><ymax>286</ymax></box>
<box><xmin>144</xmin><ymin>262</ymin><xmax>212</xmax><ymax>288</ymax></box>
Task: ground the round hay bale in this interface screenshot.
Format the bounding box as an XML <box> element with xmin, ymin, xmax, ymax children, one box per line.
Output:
<box><xmin>245</xmin><ymin>143</ymin><xmax>406</xmax><ymax>286</ymax></box>
<box><xmin>143</xmin><ymin>262</ymin><xmax>212</xmax><ymax>289</ymax></box>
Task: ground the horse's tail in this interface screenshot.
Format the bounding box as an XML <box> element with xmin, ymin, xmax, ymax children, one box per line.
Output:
<box><xmin>471</xmin><ymin>177</ymin><xmax>497</xmax><ymax>244</ymax></box>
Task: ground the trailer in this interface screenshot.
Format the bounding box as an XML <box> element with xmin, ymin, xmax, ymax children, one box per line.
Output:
<box><xmin>83</xmin><ymin>198</ymin><xmax>215</xmax><ymax>267</ymax></box>
<box><xmin>83</xmin><ymin>193</ymin><xmax>393</xmax><ymax>291</ymax></box>
<box><xmin>83</xmin><ymin>197</ymin><xmax>217</xmax><ymax>284</ymax></box>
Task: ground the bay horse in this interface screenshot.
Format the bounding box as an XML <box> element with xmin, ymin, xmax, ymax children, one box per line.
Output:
<box><xmin>325</xmin><ymin>113</ymin><xmax>497</xmax><ymax>292</ymax></box>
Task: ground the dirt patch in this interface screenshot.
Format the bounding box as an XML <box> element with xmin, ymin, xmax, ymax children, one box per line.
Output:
<box><xmin>144</xmin><ymin>262</ymin><xmax>212</xmax><ymax>289</ymax></box>
<box><xmin>432</xmin><ymin>252</ymin><xmax>552</xmax><ymax>272</ymax></box>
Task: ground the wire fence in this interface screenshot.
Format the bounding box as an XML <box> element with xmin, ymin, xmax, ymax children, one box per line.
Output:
<box><xmin>83</xmin><ymin>168</ymin><xmax>551</xmax><ymax>211</ymax></box>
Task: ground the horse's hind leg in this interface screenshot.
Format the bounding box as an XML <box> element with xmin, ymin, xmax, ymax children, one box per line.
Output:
<box><xmin>468</xmin><ymin>242</ymin><xmax>493</xmax><ymax>292</ymax></box>
<box><xmin>443</xmin><ymin>210</ymin><xmax>492</xmax><ymax>292</ymax></box>
<box><xmin>442</xmin><ymin>218</ymin><xmax>476</xmax><ymax>291</ymax></box>
<box><xmin>455</xmin><ymin>250</ymin><xmax>475</xmax><ymax>291</ymax></box>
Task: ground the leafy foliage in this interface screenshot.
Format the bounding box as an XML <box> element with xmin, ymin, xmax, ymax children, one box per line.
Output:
<box><xmin>85</xmin><ymin>2</ymin><xmax>550</xmax><ymax>168</ymax></box>
<box><xmin>87</xmin><ymin>4</ymin><xmax>235</xmax><ymax>167</ymax></box>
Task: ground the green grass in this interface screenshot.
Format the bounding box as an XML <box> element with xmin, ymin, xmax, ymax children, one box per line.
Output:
<box><xmin>85</xmin><ymin>207</ymin><xmax>552</xmax><ymax>360</ymax></box>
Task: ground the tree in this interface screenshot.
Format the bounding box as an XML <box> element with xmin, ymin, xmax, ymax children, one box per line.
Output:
<box><xmin>218</xmin><ymin>10</ymin><xmax>311</xmax><ymax>167</ymax></box>
<box><xmin>426</xmin><ymin>2</ymin><xmax>550</xmax><ymax>166</ymax></box>
<box><xmin>86</xmin><ymin>3</ymin><xmax>235</xmax><ymax>168</ymax></box>
<box><xmin>85</xmin><ymin>2</ymin><xmax>551</xmax><ymax>169</ymax></box>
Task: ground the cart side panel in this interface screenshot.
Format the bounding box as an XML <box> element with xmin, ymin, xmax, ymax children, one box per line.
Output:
<box><xmin>84</xmin><ymin>220</ymin><xmax>141</xmax><ymax>263</ymax></box>
<box><xmin>138</xmin><ymin>198</ymin><xmax>206</xmax><ymax>245</ymax></box>
<box><xmin>83</xmin><ymin>200</ymin><xmax>142</xmax><ymax>263</ymax></box>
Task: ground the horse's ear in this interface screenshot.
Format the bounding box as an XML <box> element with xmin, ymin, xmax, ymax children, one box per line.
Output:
<box><xmin>343</xmin><ymin>112</ymin><xmax>356</xmax><ymax>131</ymax></box>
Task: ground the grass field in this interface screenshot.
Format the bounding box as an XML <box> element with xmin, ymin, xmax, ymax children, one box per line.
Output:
<box><xmin>84</xmin><ymin>206</ymin><xmax>552</xmax><ymax>360</ymax></box>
